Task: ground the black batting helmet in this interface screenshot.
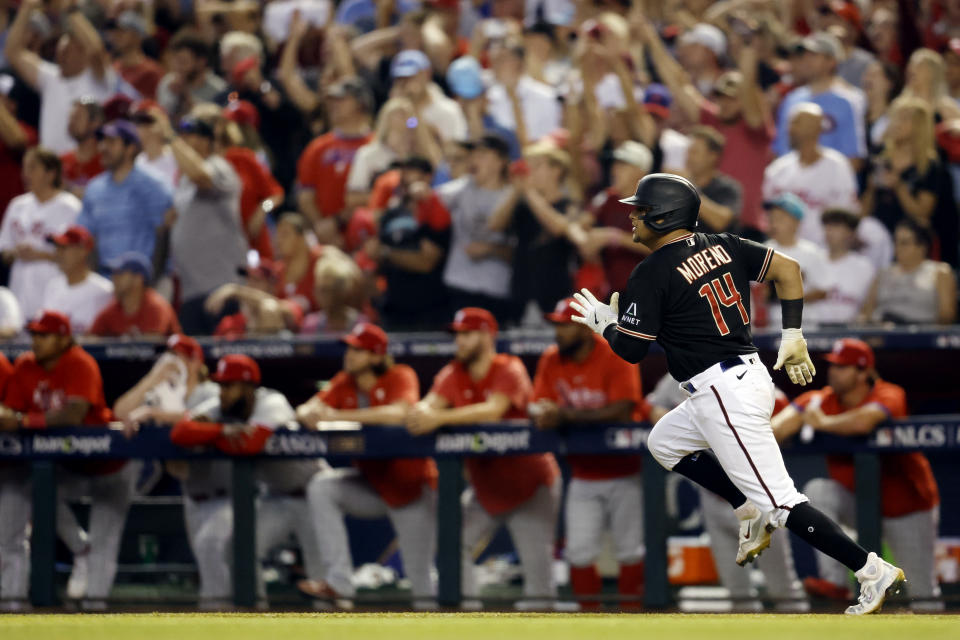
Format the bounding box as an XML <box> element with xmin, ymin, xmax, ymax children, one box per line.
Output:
<box><xmin>619</xmin><ymin>173</ymin><xmax>701</xmax><ymax>233</ymax></box>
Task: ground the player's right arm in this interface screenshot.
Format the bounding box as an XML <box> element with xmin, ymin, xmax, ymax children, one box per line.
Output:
<box><xmin>762</xmin><ymin>250</ymin><xmax>817</xmax><ymax>386</ymax></box>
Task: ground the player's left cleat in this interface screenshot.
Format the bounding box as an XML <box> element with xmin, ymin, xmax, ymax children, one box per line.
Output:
<box><xmin>66</xmin><ymin>547</ymin><xmax>90</xmax><ymax>600</ymax></box>
<box><xmin>735</xmin><ymin>502</ymin><xmax>775</xmax><ymax>566</ymax></box>
<box><xmin>845</xmin><ymin>552</ymin><xmax>906</xmax><ymax>615</ymax></box>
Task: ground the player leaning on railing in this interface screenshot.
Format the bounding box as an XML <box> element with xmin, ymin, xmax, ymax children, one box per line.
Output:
<box><xmin>570</xmin><ymin>174</ymin><xmax>905</xmax><ymax>615</ymax></box>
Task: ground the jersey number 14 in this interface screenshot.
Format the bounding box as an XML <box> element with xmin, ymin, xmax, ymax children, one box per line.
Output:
<box><xmin>697</xmin><ymin>272</ymin><xmax>749</xmax><ymax>336</ymax></box>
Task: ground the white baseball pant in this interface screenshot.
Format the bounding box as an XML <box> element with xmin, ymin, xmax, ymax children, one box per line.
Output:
<box><xmin>257</xmin><ymin>494</ymin><xmax>325</xmax><ymax>600</ymax></box>
<box><xmin>306</xmin><ymin>467</ymin><xmax>437</xmax><ymax>601</ymax></box>
<box><xmin>698</xmin><ymin>487</ymin><xmax>808</xmax><ymax>611</ymax></box>
<box><xmin>461</xmin><ymin>479</ymin><xmax>561</xmax><ymax>606</ymax></box>
<box><xmin>55</xmin><ymin>462</ymin><xmax>141</xmax><ymax>600</ymax></box>
<box><xmin>803</xmin><ymin>477</ymin><xmax>942</xmax><ymax>611</ymax></box>
<box><xmin>183</xmin><ymin>495</ymin><xmax>233</xmax><ymax>607</ymax></box>
<box><xmin>0</xmin><ymin>465</ymin><xmax>31</xmax><ymax>601</ymax></box>
<box><xmin>564</xmin><ymin>474</ymin><xmax>644</xmax><ymax>567</ymax></box>
<box><xmin>648</xmin><ymin>356</ymin><xmax>808</xmax><ymax>527</ymax></box>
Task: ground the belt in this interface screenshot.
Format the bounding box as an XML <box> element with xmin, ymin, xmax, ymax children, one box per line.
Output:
<box><xmin>189</xmin><ymin>489</ymin><xmax>228</xmax><ymax>503</ymax></box>
<box><xmin>681</xmin><ymin>356</ymin><xmax>756</xmax><ymax>395</ymax></box>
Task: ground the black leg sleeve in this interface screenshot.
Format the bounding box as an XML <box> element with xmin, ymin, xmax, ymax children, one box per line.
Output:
<box><xmin>785</xmin><ymin>502</ymin><xmax>869</xmax><ymax>572</ymax></box>
<box><xmin>672</xmin><ymin>450</ymin><xmax>747</xmax><ymax>509</ymax></box>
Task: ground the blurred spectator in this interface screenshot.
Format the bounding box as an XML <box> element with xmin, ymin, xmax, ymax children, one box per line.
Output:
<box><xmin>89</xmin><ymin>252</ymin><xmax>181</xmax><ymax>338</ymax></box>
<box><xmin>773</xmin><ymin>32</ymin><xmax>866</xmax><ymax>161</ymax></box>
<box><xmin>347</xmin><ymin>97</ymin><xmax>443</xmax><ymax>204</ymax></box>
<box><xmin>390</xmin><ymin>48</ymin><xmax>467</xmax><ymax>142</ymax></box>
<box><xmin>131</xmin><ymin>101</ymin><xmax>178</xmax><ymax>191</ymax></box>
<box><xmin>157</xmin><ymin>29</ymin><xmax>227</xmax><ymax>121</ymax></box>
<box><xmin>448</xmin><ymin>56</ymin><xmax>520</xmax><ymax>160</ymax></box>
<box><xmin>0</xmin><ymin>73</ymin><xmax>37</xmax><ymax>216</ymax></box>
<box><xmin>683</xmin><ymin>126</ymin><xmax>742</xmax><ymax>233</ymax></box>
<box><xmin>4</xmin><ymin>1</ymin><xmax>118</xmax><ymax>153</ymax></box>
<box><xmin>214</xmin><ymin>102</ymin><xmax>284</xmax><ymax>262</ymax></box>
<box><xmin>486</xmin><ymin>39</ymin><xmax>561</xmax><ymax>144</ymax></box>
<box><xmin>860</xmin><ymin>219</ymin><xmax>958</xmax><ymax>325</ymax></box>
<box><xmin>902</xmin><ymin>48</ymin><xmax>960</xmax><ymax>121</ymax></box>
<box><xmin>0</xmin><ymin>147</ymin><xmax>80</xmax><ymax>318</ymax></box>
<box><xmin>296</xmin><ymin>77</ymin><xmax>374</xmax><ymax>244</ymax></box>
<box><xmin>488</xmin><ymin>141</ymin><xmax>582</xmax><ymax>321</ymax></box>
<box><xmin>0</xmin><ymin>310</ymin><xmax>128</xmax><ymax>611</ymax></box>
<box><xmin>406</xmin><ymin>308</ymin><xmax>560</xmax><ymax>609</ymax></box>
<box><xmin>807</xmin><ymin>209</ymin><xmax>876</xmax><ymax>326</ymax></box>
<box><xmin>296</xmin><ymin>323</ymin><xmax>437</xmax><ymax>607</ymax></box>
<box><xmin>0</xmin><ymin>285</ymin><xmax>22</xmax><ymax>339</ymax></box>
<box><xmin>364</xmin><ymin>157</ymin><xmax>451</xmax><ymax>330</ymax></box>
<box><xmin>580</xmin><ymin>140</ymin><xmax>653</xmax><ymax>294</ymax></box>
<box><xmin>944</xmin><ymin>39</ymin><xmax>960</xmax><ymax>102</ymax></box>
<box><xmin>76</xmin><ymin>119</ymin><xmax>173</xmax><ymax>271</ymax></box>
<box><xmin>301</xmin><ymin>250</ymin><xmax>367</xmax><ymax>335</ymax></box>
<box><xmin>817</xmin><ymin>1</ymin><xmax>876</xmax><ymax>88</ymax></box>
<box><xmin>206</xmin><ymin>261</ymin><xmax>302</xmax><ymax>338</ymax></box>
<box><xmin>641</xmin><ymin>84</ymin><xmax>690</xmax><ymax>173</ymax></box>
<box><xmin>862</xmin><ymin>61</ymin><xmax>904</xmax><ymax>154</ymax></box>
<box><xmin>40</xmin><ymin>226</ymin><xmax>112</xmax><ymax>334</ymax></box>
<box><xmin>274</xmin><ymin>212</ymin><xmax>322</xmax><ymax>313</ymax></box>
<box><xmin>862</xmin><ymin>96</ymin><xmax>958</xmax><ymax>268</ymax></box>
<box><xmin>676</xmin><ymin>23</ymin><xmax>726</xmax><ymax>95</ymax></box>
<box><xmin>644</xmin><ymin>17</ymin><xmax>773</xmax><ymax>234</ymax></box>
<box><xmin>762</xmin><ymin>194</ymin><xmax>828</xmax><ymax>329</ymax></box>
<box><xmin>60</xmin><ymin>97</ymin><xmax>105</xmax><ymax>197</ymax></box>
<box><xmin>156</xmin><ymin>111</ymin><xmax>246</xmax><ymax>335</ymax></box>
<box><xmin>438</xmin><ymin>133</ymin><xmax>515</xmax><ymax>324</ymax></box>
<box><xmin>763</xmin><ymin>103</ymin><xmax>859</xmax><ymax>244</ymax></box>
<box><xmin>107</xmin><ymin>11</ymin><xmax>163</xmax><ymax>101</ymax></box>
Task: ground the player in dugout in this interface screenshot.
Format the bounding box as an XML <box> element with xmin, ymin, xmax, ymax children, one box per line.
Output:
<box><xmin>772</xmin><ymin>338</ymin><xmax>942</xmax><ymax>611</ymax></box>
<box><xmin>296</xmin><ymin>322</ymin><xmax>438</xmax><ymax>608</ymax></box>
<box><xmin>530</xmin><ymin>297</ymin><xmax>648</xmax><ymax>610</ymax></box>
<box><xmin>406</xmin><ymin>307</ymin><xmax>561</xmax><ymax>610</ymax></box>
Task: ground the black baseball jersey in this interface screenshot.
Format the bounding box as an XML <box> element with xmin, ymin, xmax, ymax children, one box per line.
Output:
<box><xmin>602</xmin><ymin>231</ymin><xmax>775</xmax><ymax>381</ymax></box>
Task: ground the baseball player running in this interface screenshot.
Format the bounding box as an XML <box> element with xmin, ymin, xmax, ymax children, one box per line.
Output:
<box><xmin>531</xmin><ymin>297</ymin><xmax>647</xmax><ymax>610</ymax></box>
<box><xmin>773</xmin><ymin>338</ymin><xmax>942</xmax><ymax>611</ymax></box>
<box><xmin>569</xmin><ymin>174</ymin><xmax>904</xmax><ymax>615</ymax></box>
<box><xmin>296</xmin><ymin>323</ymin><xmax>438</xmax><ymax>608</ymax></box>
<box><xmin>646</xmin><ymin>372</ymin><xmax>807</xmax><ymax>611</ymax></box>
<box><xmin>113</xmin><ymin>335</ymin><xmax>226</xmax><ymax>609</ymax></box>
<box><xmin>406</xmin><ymin>307</ymin><xmax>561</xmax><ymax>610</ymax></box>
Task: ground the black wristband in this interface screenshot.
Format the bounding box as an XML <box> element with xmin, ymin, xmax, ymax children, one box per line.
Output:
<box><xmin>781</xmin><ymin>298</ymin><xmax>803</xmax><ymax>329</ymax></box>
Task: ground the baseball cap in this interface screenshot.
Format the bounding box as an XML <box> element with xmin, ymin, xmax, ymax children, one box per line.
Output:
<box><xmin>450</xmin><ymin>307</ymin><xmax>498</xmax><ymax>335</ymax></box>
<box><xmin>326</xmin><ymin>77</ymin><xmax>374</xmax><ymax>113</ymax></box>
<box><xmin>796</xmin><ymin>32</ymin><xmax>843</xmax><ymax>60</ymax></box>
<box><xmin>112</xmin><ymin>10</ymin><xmax>148</xmax><ymax>37</ymax></box>
<box><xmin>643</xmin><ymin>84</ymin><xmax>672</xmax><ymax>120</ymax></box>
<box><xmin>762</xmin><ymin>193</ymin><xmax>806</xmax><ymax>221</ymax></box>
<box><xmin>47</xmin><ymin>225</ymin><xmax>94</xmax><ymax>250</ymax></box>
<box><xmin>823</xmin><ymin>338</ymin><xmax>875</xmax><ymax>369</ymax></box>
<box><xmin>612</xmin><ymin>140</ymin><xmax>653</xmax><ymax>172</ymax></box>
<box><xmin>524</xmin><ymin>139</ymin><xmax>570</xmax><ymax>169</ymax></box>
<box><xmin>475</xmin><ymin>132</ymin><xmax>511</xmax><ymax>158</ymax></box>
<box><xmin>342</xmin><ymin>322</ymin><xmax>389</xmax><ymax>355</ymax></box>
<box><xmin>545</xmin><ymin>297</ymin><xmax>579</xmax><ymax>324</ymax></box>
<box><xmin>712</xmin><ymin>71</ymin><xmax>743</xmax><ymax>98</ymax></box>
<box><xmin>224</xmin><ymin>99</ymin><xmax>260</xmax><ymax>129</ymax></box>
<box><xmin>26</xmin><ymin>310</ymin><xmax>71</xmax><ymax>336</ymax></box>
<box><xmin>103</xmin><ymin>94</ymin><xmax>134</xmax><ymax>122</ymax></box>
<box><xmin>97</xmin><ymin>119</ymin><xmax>140</xmax><ymax>146</ymax></box>
<box><xmin>237</xmin><ymin>259</ymin><xmax>279</xmax><ymax>281</ymax></box>
<box><xmin>679</xmin><ymin>23</ymin><xmax>727</xmax><ymax>59</ymax></box>
<box><xmin>825</xmin><ymin>1</ymin><xmax>862</xmax><ymax>29</ymax></box>
<box><xmin>167</xmin><ymin>334</ymin><xmax>204</xmax><ymax>362</ymax></box>
<box><xmin>391</xmin><ymin>49</ymin><xmax>431</xmax><ymax>79</ymax></box>
<box><xmin>106</xmin><ymin>251</ymin><xmax>152</xmax><ymax>280</ymax></box>
<box><xmin>446</xmin><ymin>56</ymin><xmax>485</xmax><ymax>100</ymax></box>
<box><xmin>178</xmin><ymin>116</ymin><xmax>216</xmax><ymax>139</ymax></box>
<box><xmin>212</xmin><ymin>354</ymin><xmax>261</xmax><ymax>385</ymax></box>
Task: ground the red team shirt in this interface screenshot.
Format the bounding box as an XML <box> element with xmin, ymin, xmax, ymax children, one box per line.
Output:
<box><xmin>297</xmin><ymin>131</ymin><xmax>372</xmax><ymax>217</ymax></box>
<box><xmin>533</xmin><ymin>335</ymin><xmax>647</xmax><ymax>480</ymax></box>
<box><xmin>793</xmin><ymin>380</ymin><xmax>940</xmax><ymax>518</ymax></box>
<box><xmin>59</xmin><ymin>151</ymin><xmax>104</xmax><ymax>189</ymax></box>
<box><xmin>431</xmin><ymin>353</ymin><xmax>559</xmax><ymax>515</ymax></box>
<box><xmin>224</xmin><ymin>147</ymin><xmax>284</xmax><ymax>261</ymax></box>
<box><xmin>319</xmin><ymin>365</ymin><xmax>437</xmax><ymax>508</ymax></box>
<box><xmin>89</xmin><ymin>288</ymin><xmax>182</xmax><ymax>337</ymax></box>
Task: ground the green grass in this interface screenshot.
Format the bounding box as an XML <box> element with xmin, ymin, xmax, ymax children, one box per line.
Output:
<box><xmin>0</xmin><ymin>613</ymin><xmax>957</xmax><ymax>640</ymax></box>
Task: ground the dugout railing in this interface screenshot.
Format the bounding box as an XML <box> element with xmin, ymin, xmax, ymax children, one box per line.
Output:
<box><xmin>2</xmin><ymin>417</ymin><xmax>958</xmax><ymax>609</ymax></box>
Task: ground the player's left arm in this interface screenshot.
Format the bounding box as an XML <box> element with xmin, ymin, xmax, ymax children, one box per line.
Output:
<box><xmin>570</xmin><ymin>282</ymin><xmax>659</xmax><ymax>365</ymax></box>
<box><xmin>15</xmin><ymin>398</ymin><xmax>91</xmax><ymax>428</ymax></box>
<box><xmin>805</xmin><ymin>404</ymin><xmax>888</xmax><ymax>436</ymax></box>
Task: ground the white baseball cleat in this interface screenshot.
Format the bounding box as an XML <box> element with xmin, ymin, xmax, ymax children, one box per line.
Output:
<box><xmin>66</xmin><ymin>549</ymin><xmax>90</xmax><ymax>600</ymax></box>
<box><xmin>735</xmin><ymin>502</ymin><xmax>774</xmax><ymax>566</ymax></box>
<box><xmin>845</xmin><ymin>552</ymin><xmax>906</xmax><ymax>615</ymax></box>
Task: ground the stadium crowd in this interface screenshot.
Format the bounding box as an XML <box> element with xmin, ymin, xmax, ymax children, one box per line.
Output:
<box><xmin>0</xmin><ymin>0</ymin><xmax>954</xmax><ymax>614</ymax></box>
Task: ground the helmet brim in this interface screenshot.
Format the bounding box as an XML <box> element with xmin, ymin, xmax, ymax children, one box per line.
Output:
<box><xmin>618</xmin><ymin>196</ymin><xmax>646</xmax><ymax>207</ymax></box>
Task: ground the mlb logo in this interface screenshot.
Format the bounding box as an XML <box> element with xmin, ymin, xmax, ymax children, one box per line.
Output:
<box><xmin>874</xmin><ymin>428</ymin><xmax>892</xmax><ymax>447</ymax></box>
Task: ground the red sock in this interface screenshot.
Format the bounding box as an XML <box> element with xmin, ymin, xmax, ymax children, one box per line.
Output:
<box><xmin>569</xmin><ymin>564</ymin><xmax>602</xmax><ymax>610</ymax></box>
<box><xmin>618</xmin><ymin>561</ymin><xmax>645</xmax><ymax>610</ymax></box>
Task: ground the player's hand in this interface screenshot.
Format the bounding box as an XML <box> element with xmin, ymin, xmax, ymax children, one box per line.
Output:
<box><xmin>222</xmin><ymin>423</ymin><xmax>257</xmax><ymax>446</ymax></box>
<box><xmin>773</xmin><ymin>328</ymin><xmax>816</xmax><ymax>386</ymax></box>
<box><xmin>405</xmin><ymin>402</ymin><xmax>440</xmax><ymax>436</ymax></box>
<box><xmin>529</xmin><ymin>400</ymin><xmax>561</xmax><ymax>430</ymax></box>
<box><xmin>570</xmin><ymin>288</ymin><xmax>619</xmax><ymax>336</ymax></box>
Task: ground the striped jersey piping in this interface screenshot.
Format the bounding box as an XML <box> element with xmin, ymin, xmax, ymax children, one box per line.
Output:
<box><xmin>663</xmin><ymin>233</ymin><xmax>695</xmax><ymax>246</ymax></box>
<box><xmin>756</xmin><ymin>247</ymin><xmax>774</xmax><ymax>282</ymax></box>
<box><xmin>617</xmin><ymin>325</ymin><xmax>656</xmax><ymax>340</ymax></box>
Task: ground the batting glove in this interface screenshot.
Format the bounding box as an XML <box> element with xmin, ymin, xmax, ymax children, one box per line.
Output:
<box><xmin>773</xmin><ymin>328</ymin><xmax>816</xmax><ymax>386</ymax></box>
<box><xmin>570</xmin><ymin>288</ymin><xmax>619</xmax><ymax>336</ymax></box>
